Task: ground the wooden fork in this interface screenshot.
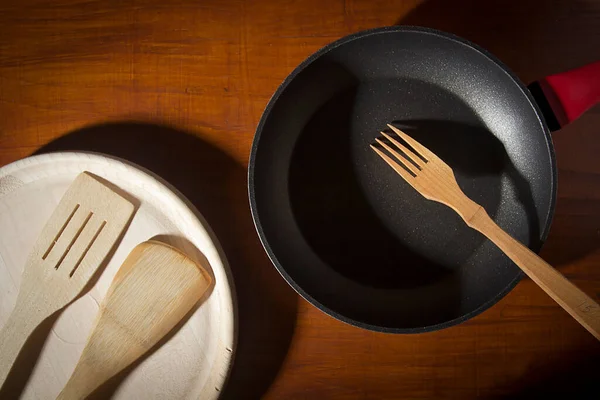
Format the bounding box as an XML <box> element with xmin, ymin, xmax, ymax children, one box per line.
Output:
<box><xmin>372</xmin><ymin>124</ymin><xmax>600</xmax><ymax>340</ymax></box>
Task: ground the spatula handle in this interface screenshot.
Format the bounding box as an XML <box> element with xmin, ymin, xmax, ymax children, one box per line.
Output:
<box><xmin>0</xmin><ymin>302</ymin><xmax>47</xmax><ymax>387</ymax></box>
<box><xmin>469</xmin><ymin>208</ymin><xmax>600</xmax><ymax>340</ymax></box>
<box><xmin>56</xmin><ymin>360</ymin><xmax>99</xmax><ymax>400</ymax></box>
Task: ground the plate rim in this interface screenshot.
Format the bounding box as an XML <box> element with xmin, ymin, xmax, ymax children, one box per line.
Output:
<box><xmin>0</xmin><ymin>150</ymin><xmax>237</xmax><ymax>398</ymax></box>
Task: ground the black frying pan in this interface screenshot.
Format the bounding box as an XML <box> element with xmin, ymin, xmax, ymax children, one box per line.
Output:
<box><xmin>248</xmin><ymin>27</ymin><xmax>599</xmax><ymax>332</ymax></box>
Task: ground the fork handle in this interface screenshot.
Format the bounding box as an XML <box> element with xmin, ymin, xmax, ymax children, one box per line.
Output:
<box><xmin>468</xmin><ymin>207</ymin><xmax>600</xmax><ymax>340</ymax></box>
<box><xmin>0</xmin><ymin>301</ymin><xmax>48</xmax><ymax>388</ymax></box>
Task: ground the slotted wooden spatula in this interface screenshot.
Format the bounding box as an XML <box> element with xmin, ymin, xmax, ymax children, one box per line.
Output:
<box><xmin>57</xmin><ymin>240</ymin><xmax>212</xmax><ymax>400</ymax></box>
<box><xmin>0</xmin><ymin>172</ymin><xmax>135</xmax><ymax>386</ymax></box>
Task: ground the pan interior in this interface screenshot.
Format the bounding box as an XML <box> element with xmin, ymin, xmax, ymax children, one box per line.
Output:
<box><xmin>251</xmin><ymin>29</ymin><xmax>554</xmax><ymax>331</ymax></box>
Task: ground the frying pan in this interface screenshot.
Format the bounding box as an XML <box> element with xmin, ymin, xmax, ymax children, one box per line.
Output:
<box><xmin>249</xmin><ymin>26</ymin><xmax>600</xmax><ymax>333</ymax></box>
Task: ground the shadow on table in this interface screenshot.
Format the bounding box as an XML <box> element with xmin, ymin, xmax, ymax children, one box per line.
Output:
<box><xmin>28</xmin><ymin>122</ymin><xmax>297</xmax><ymax>399</ymax></box>
<box><xmin>541</xmin><ymin>170</ymin><xmax>600</xmax><ymax>267</ymax></box>
<box><xmin>398</xmin><ymin>0</ymin><xmax>599</xmax><ymax>82</ymax></box>
<box><xmin>397</xmin><ymin>0</ymin><xmax>600</xmax><ymax>266</ymax></box>
<box><xmin>508</xmin><ymin>352</ymin><xmax>600</xmax><ymax>399</ymax></box>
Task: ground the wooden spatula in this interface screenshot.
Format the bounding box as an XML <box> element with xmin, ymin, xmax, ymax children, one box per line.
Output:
<box><xmin>56</xmin><ymin>240</ymin><xmax>212</xmax><ymax>400</ymax></box>
<box><xmin>0</xmin><ymin>172</ymin><xmax>135</xmax><ymax>386</ymax></box>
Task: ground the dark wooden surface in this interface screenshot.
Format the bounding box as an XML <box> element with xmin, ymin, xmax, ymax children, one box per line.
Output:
<box><xmin>1</xmin><ymin>0</ymin><xmax>599</xmax><ymax>398</ymax></box>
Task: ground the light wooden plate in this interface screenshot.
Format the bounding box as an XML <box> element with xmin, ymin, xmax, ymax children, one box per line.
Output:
<box><xmin>0</xmin><ymin>152</ymin><xmax>236</xmax><ymax>399</ymax></box>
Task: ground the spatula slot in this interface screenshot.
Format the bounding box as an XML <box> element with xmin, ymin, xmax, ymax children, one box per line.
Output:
<box><xmin>69</xmin><ymin>220</ymin><xmax>106</xmax><ymax>278</ymax></box>
<box><xmin>55</xmin><ymin>211</ymin><xmax>93</xmax><ymax>270</ymax></box>
<box><xmin>43</xmin><ymin>203</ymin><xmax>80</xmax><ymax>260</ymax></box>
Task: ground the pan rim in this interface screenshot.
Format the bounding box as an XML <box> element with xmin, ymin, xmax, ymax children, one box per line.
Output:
<box><xmin>248</xmin><ymin>25</ymin><xmax>557</xmax><ymax>333</ymax></box>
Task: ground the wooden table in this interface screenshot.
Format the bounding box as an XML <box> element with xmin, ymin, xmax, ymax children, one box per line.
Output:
<box><xmin>1</xmin><ymin>0</ymin><xmax>599</xmax><ymax>398</ymax></box>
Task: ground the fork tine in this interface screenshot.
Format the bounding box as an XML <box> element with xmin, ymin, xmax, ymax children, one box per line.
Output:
<box><xmin>387</xmin><ymin>124</ymin><xmax>434</xmax><ymax>161</ymax></box>
<box><xmin>375</xmin><ymin>138</ymin><xmax>420</xmax><ymax>175</ymax></box>
<box><xmin>370</xmin><ymin>144</ymin><xmax>415</xmax><ymax>184</ymax></box>
<box><xmin>380</xmin><ymin>131</ymin><xmax>425</xmax><ymax>168</ymax></box>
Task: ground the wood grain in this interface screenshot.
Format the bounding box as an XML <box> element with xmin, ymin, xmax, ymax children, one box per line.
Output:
<box><xmin>58</xmin><ymin>240</ymin><xmax>212</xmax><ymax>400</ymax></box>
<box><xmin>0</xmin><ymin>172</ymin><xmax>134</xmax><ymax>388</ymax></box>
<box><xmin>1</xmin><ymin>0</ymin><xmax>599</xmax><ymax>398</ymax></box>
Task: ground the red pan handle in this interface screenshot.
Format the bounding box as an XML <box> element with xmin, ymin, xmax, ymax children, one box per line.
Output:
<box><xmin>528</xmin><ymin>60</ymin><xmax>600</xmax><ymax>131</ymax></box>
